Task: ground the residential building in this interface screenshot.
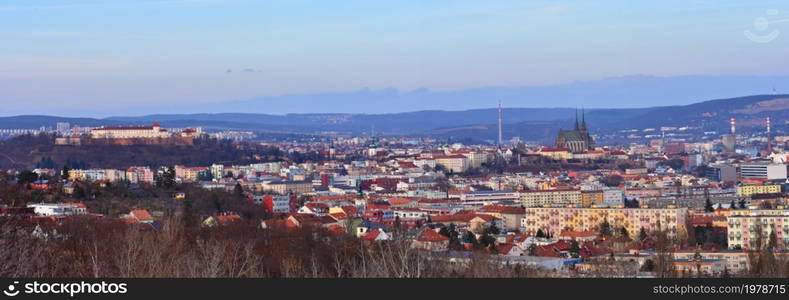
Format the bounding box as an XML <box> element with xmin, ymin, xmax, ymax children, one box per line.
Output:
<box><xmin>262</xmin><ymin>180</ymin><xmax>313</xmax><ymax>195</ymax></box>
<box><xmin>460</xmin><ymin>190</ymin><xmax>520</xmax><ymax>206</ymax></box>
<box><xmin>521</xmin><ymin>206</ymin><xmax>688</xmax><ymax>239</ymax></box>
<box><xmin>519</xmin><ymin>189</ymin><xmax>582</xmax><ymax>207</ymax></box>
<box><xmin>737</xmin><ymin>184</ymin><xmax>783</xmax><ymax>197</ymax></box>
<box><xmin>434</xmin><ymin>155</ymin><xmax>468</xmax><ymax>173</ymax></box>
<box><xmin>28</xmin><ymin>202</ymin><xmax>87</xmax><ymax>216</ymax></box>
<box><xmin>477</xmin><ymin>205</ymin><xmax>525</xmax><ymax>231</ymax></box>
<box><xmin>727</xmin><ymin>212</ymin><xmax>789</xmax><ymax>250</ymax></box>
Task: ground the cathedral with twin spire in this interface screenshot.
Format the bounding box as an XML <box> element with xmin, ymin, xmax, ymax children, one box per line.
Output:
<box><xmin>555</xmin><ymin>109</ymin><xmax>595</xmax><ymax>152</ymax></box>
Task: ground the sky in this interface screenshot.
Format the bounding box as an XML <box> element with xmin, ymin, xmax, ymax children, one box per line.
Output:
<box><xmin>1</xmin><ymin>0</ymin><xmax>789</xmax><ymax>116</ymax></box>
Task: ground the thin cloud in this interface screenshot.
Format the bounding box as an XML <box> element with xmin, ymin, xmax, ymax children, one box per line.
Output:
<box><xmin>0</xmin><ymin>0</ymin><xmax>225</xmax><ymax>12</ymax></box>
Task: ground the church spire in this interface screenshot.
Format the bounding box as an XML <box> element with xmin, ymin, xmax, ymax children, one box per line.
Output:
<box><xmin>581</xmin><ymin>107</ymin><xmax>587</xmax><ymax>131</ymax></box>
<box><xmin>573</xmin><ymin>108</ymin><xmax>579</xmax><ymax>130</ymax></box>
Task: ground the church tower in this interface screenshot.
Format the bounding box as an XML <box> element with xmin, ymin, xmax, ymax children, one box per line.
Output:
<box><xmin>556</xmin><ymin>109</ymin><xmax>595</xmax><ymax>152</ymax></box>
<box><xmin>573</xmin><ymin>109</ymin><xmax>579</xmax><ymax>130</ymax></box>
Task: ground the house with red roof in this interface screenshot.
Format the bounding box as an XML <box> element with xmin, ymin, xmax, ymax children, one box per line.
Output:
<box><xmin>396</xmin><ymin>161</ymin><xmax>420</xmax><ymax>172</ymax></box>
<box><xmin>124</xmin><ymin>209</ymin><xmax>154</xmax><ymax>224</ymax></box>
<box><xmin>260</xmin><ymin>218</ymin><xmax>290</xmax><ymax>230</ymax></box>
<box><xmin>285</xmin><ymin>213</ymin><xmax>340</xmax><ymax>229</ymax></box>
<box><xmin>411</xmin><ymin>229</ymin><xmax>450</xmax><ymax>251</ymax></box>
<box><xmin>609</xmin><ymin>150</ymin><xmax>629</xmax><ymax>160</ymax></box>
<box><xmin>531</xmin><ymin>240</ymin><xmax>574</xmax><ymax>258</ymax></box>
<box><xmin>430</xmin><ymin>213</ymin><xmax>500</xmax><ymax>233</ymax></box>
<box><xmin>30</xmin><ymin>180</ymin><xmax>53</xmax><ymax>191</ymax></box>
<box><xmin>329</xmin><ymin>212</ymin><xmax>349</xmax><ymax>221</ymax></box>
<box><xmin>298</xmin><ymin>202</ymin><xmax>329</xmax><ymax>216</ymax></box>
<box><xmin>324</xmin><ymin>224</ymin><xmax>346</xmax><ymax>235</ymax></box>
<box><xmin>477</xmin><ymin>205</ymin><xmax>525</xmax><ymax>231</ymax></box>
<box><xmin>386</xmin><ymin>198</ymin><xmax>415</xmax><ymax>207</ymax></box>
<box><xmin>497</xmin><ymin>243</ymin><xmax>525</xmax><ymax>256</ymax></box>
<box><xmin>202</xmin><ymin>213</ymin><xmax>242</xmax><ymax>227</ymax></box>
<box><xmin>329</xmin><ymin>205</ymin><xmax>360</xmax><ymax>218</ymax></box>
<box><xmin>360</xmin><ymin>228</ymin><xmax>391</xmax><ymax>242</ymax></box>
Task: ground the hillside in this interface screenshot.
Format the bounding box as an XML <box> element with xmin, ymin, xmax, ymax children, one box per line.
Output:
<box><xmin>0</xmin><ymin>115</ymin><xmax>123</xmax><ymax>129</ymax></box>
<box><xmin>1</xmin><ymin>107</ymin><xmax>649</xmax><ymax>134</ymax></box>
<box><xmin>613</xmin><ymin>94</ymin><xmax>789</xmax><ymax>130</ymax></box>
<box><xmin>1</xmin><ymin>94</ymin><xmax>788</xmax><ymax>143</ymax></box>
<box><xmin>0</xmin><ymin>135</ymin><xmax>284</xmax><ymax>170</ymax></box>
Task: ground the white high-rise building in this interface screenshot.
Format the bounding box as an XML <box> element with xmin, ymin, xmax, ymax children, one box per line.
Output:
<box><xmin>56</xmin><ymin>122</ymin><xmax>70</xmax><ymax>133</ymax></box>
<box><xmin>739</xmin><ymin>163</ymin><xmax>787</xmax><ymax>180</ymax></box>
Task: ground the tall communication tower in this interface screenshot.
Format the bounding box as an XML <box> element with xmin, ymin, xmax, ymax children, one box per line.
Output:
<box><xmin>498</xmin><ymin>100</ymin><xmax>503</xmax><ymax>147</ymax></box>
<box><xmin>767</xmin><ymin>116</ymin><xmax>773</xmax><ymax>153</ymax></box>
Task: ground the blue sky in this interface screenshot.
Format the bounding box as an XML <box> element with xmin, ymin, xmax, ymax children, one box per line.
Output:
<box><xmin>1</xmin><ymin>0</ymin><xmax>789</xmax><ymax>116</ymax></box>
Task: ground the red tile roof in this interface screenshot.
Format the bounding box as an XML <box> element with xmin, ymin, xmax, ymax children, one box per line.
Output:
<box><xmin>341</xmin><ymin>205</ymin><xmax>359</xmax><ymax>217</ymax></box>
<box><xmin>360</xmin><ymin>228</ymin><xmax>384</xmax><ymax>241</ymax></box>
<box><xmin>326</xmin><ymin>224</ymin><xmax>346</xmax><ymax>235</ymax></box>
<box><xmin>559</xmin><ymin>230</ymin><xmax>597</xmax><ymax>239</ymax></box>
<box><xmin>430</xmin><ymin>213</ymin><xmax>497</xmax><ymax>223</ymax></box>
<box><xmin>216</xmin><ymin>214</ymin><xmax>241</xmax><ymax>225</ymax></box>
<box><xmin>398</xmin><ymin>161</ymin><xmax>418</xmax><ymax>169</ymax></box>
<box><xmin>130</xmin><ymin>209</ymin><xmax>153</xmax><ymax>222</ymax></box>
<box><xmin>433</xmin><ymin>154</ymin><xmax>467</xmax><ymax>159</ymax></box>
<box><xmin>305</xmin><ymin>202</ymin><xmax>329</xmax><ymax>210</ymax></box>
<box><xmin>330</xmin><ymin>212</ymin><xmax>348</xmax><ymax>220</ymax></box>
<box><xmin>478</xmin><ymin>205</ymin><xmax>525</xmax><ymax>214</ymax></box>
<box><xmin>65</xmin><ymin>202</ymin><xmax>87</xmax><ymax>209</ymax></box>
<box><xmin>386</xmin><ymin>198</ymin><xmax>414</xmax><ymax>206</ymax></box>
<box><xmin>497</xmin><ymin>243</ymin><xmax>517</xmax><ymax>255</ymax></box>
<box><xmin>417</xmin><ymin>229</ymin><xmax>450</xmax><ymax>242</ymax></box>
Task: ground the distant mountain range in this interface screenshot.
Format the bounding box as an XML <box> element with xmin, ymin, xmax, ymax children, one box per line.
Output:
<box><xmin>177</xmin><ymin>75</ymin><xmax>789</xmax><ymax>115</ymax></box>
<box><xmin>9</xmin><ymin>74</ymin><xmax>789</xmax><ymax>117</ymax></box>
<box><xmin>0</xmin><ymin>108</ymin><xmax>649</xmax><ymax>135</ymax></box>
<box><xmin>2</xmin><ymin>94</ymin><xmax>788</xmax><ymax>144</ymax></box>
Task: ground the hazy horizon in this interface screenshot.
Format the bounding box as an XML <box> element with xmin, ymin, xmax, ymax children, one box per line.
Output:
<box><xmin>2</xmin><ymin>74</ymin><xmax>788</xmax><ymax>118</ymax></box>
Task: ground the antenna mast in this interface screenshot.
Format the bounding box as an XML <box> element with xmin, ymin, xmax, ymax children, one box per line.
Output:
<box><xmin>498</xmin><ymin>100</ymin><xmax>503</xmax><ymax>147</ymax></box>
<box><xmin>767</xmin><ymin>116</ymin><xmax>773</xmax><ymax>153</ymax></box>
